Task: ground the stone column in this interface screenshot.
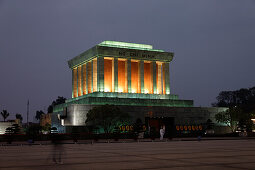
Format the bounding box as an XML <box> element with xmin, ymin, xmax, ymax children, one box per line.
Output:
<box><xmin>76</xmin><ymin>68</ymin><xmax>79</xmax><ymax>97</ymax></box>
<box><xmin>77</xmin><ymin>66</ymin><xmax>82</xmax><ymax>97</ymax></box>
<box><xmin>125</xmin><ymin>60</ymin><xmax>128</xmax><ymax>93</ymax></box>
<box><xmin>152</xmin><ymin>61</ymin><xmax>157</xmax><ymax>94</ymax></box>
<box><xmin>72</xmin><ymin>69</ymin><xmax>74</xmax><ymax>98</ymax></box>
<box><xmin>164</xmin><ymin>62</ymin><xmax>170</xmax><ymax>94</ymax></box>
<box><xmin>138</xmin><ymin>61</ymin><xmax>140</xmax><ymax>93</ymax></box>
<box><xmin>127</xmin><ymin>59</ymin><xmax>131</xmax><ymax>93</ymax></box>
<box><xmin>114</xmin><ymin>58</ymin><xmax>118</xmax><ymax>92</ymax></box>
<box><xmin>157</xmin><ymin>63</ymin><xmax>162</xmax><ymax>94</ymax></box>
<box><xmin>140</xmin><ymin>60</ymin><xmax>144</xmax><ymax>93</ymax></box>
<box><xmin>93</xmin><ymin>59</ymin><xmax>97</xmax><ymax>92</ymax></box>
<box><xmin>86</xmin><ymin>63</ymin><xmax>89</xmax><ymax>94</ymax></box>
<box><xmin>82</xmin><ymin>64</ymin><xmax>86</xmax><ymax>95</ymax></box>
<box><xmin>91</xmin><ymin>61</ymin><xmax>93</xmax><ymax>93</ymax></box>
<box><xmin>81</xmin><ymin>65</ymin><xmax>83</xmax><ymax>95</ymax></box>
<box><xmin>97</xmin><ymin>56</ymin><xmax>104</xmax><ymax>92</ymax></box>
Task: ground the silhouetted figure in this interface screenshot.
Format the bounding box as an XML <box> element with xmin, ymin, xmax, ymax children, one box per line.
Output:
<box><xmin>160</xmin><ymin>126</ymin><xmax>165</xmax><ymax>140</ymax></box>
<box><xmin>150</xmin><ymin>127</ymin><xmax>156</xmax><ymax>140</ymax></box>
<box><xmin>197</xmin><ymin>135</ymin><xmax>201</xmax><ymax>141</ymax></box>
<box><xmin>197</xmin><ymin>131</ymin><xmax>202</xmax><ymax>141</ymax></box>
<box><xmin>51</xmin><ymin>134</ymin><xmax>64</xmax><ymax>164</ymax></box>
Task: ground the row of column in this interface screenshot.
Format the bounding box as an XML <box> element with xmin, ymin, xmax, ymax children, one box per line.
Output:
<box><xmin>72</xmin><ymin>57</ymin><xmax>170</xmax><ymax>98</ymax></box>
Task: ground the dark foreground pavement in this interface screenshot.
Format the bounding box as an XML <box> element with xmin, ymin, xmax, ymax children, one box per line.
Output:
<box><xmin>0</xmin><ymin>139</ymin><xmax>255</xmax><ymax>170</ymax></box>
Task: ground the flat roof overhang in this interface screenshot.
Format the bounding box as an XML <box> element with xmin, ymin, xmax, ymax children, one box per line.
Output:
<box><xmin>68</xmin><ymin>45</ymin><xmax>174</xmax><ymax>69</ymax></box>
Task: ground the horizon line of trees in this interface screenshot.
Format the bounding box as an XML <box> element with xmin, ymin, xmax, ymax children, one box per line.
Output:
<box><xmin>35</xmin><ymin>96</ymin><xmax>66</xmax><ymax>121</ymax></box>
<box><xmin>213</xmin><ymin>86</ymin><xmax>255</xmax><ymax>132</ymax></box>
<box><xmin>0</xmin><ymin>109</ymin><xmax>23</xmax><ymax>123</ymax></box>
<box><xmin>0</xmin><ymin>96</ymin><xmax>66</xmax><ymax>123</ymax></box>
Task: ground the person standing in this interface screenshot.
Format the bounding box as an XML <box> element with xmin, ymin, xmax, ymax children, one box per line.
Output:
<box><xmin>51</xmin><ymin>133</ymin><xmax>64</xmax><ymax>164</ymax></box>
<box><xmin>160</xmin><ymin>126</ymin><xmax>165</xmax><ymax>140</ymax></box>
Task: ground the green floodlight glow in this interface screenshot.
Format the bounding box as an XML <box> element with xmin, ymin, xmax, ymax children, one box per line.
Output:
<box><xmin>99</xmin><ymin>41</ymin><xmax>153</xmax><ymax>49</ymax></box>
<box><xmin>98</xmin><ymin>41</ymin><xmax>164</xmax><ymax>52</ymax></box>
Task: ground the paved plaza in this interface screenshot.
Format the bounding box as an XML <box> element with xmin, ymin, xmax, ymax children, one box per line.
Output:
<box><xmin>0</xmin><ymin>139</ymin><xmax>255</xmax><ymax>170</ymax></box>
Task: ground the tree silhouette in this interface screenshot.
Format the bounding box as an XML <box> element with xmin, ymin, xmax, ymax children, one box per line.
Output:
<box><xmin>16</xmin><ymin>114</ymin><xmax>23</xmax><ymax>122</ymax></box>
<box><xmin>1</xmin><ymin>110</ymin><xmax>10</xmax><ymax>122</ymax></box>
<box><xmin>35</xmin><ymin>110</ymin><xmax>45</xmax><ymax>121</ymax></box>
<box><xmin>206</xmin><ymin>119</ymin><xmax>214</xmax><ymax>130</ymax></box>
<box><xmin>47</xmin><ymin>96</ymin><xmax>66</xmax><ymax>113</ymax></box>
<box><xmin>213</xmin><ymin>86</ymin><xmax>255</xmax><ymax>132</ymax></box>
<box><xmin>215</xmin><ymin>107</ymin><xmax>240</xmax><ymax>132</ymax></box>
<box><xmin>86</xmin><ymin>105</ymin><xmax>130</xmax><ymax>133</ymax></box>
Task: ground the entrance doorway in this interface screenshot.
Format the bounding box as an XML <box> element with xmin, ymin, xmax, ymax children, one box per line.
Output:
<box><xmin>145</xmin><ymin>117</ymin><xmax>175</xmax><ymax>138</ymax></box>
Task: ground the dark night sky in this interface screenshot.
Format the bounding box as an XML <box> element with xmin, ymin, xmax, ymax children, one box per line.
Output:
<box><xmin>0</xmin><ymin>0</ymin><xmax>255</xmax><ymax>122</ymax></box>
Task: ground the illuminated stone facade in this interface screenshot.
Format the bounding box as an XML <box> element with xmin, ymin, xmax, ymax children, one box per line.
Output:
<box><xmin>63</xmin><ymin>41</ymin><xmax>193</xmax><ymax>108</ymax></box>
<box><xmin>52</xmin><ymin>41</ymin><xmax>227</xmax><ymax>134</ymax></box>
<box><xmin>69</xmin><ymin>41</ymin><xmax>172</xmax><ymax>98</ymax></box>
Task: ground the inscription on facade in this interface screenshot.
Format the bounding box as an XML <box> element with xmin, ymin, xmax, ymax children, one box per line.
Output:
<box><xmin>119</xmin><ymin>51</ymin><xmax>155</xmax><ymax>59</ymax></box>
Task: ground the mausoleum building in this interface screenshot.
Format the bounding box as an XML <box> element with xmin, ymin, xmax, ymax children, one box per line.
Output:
<box><xmin>52</xmin><ymin>41</ymin><xmax>227</xmax><ymax>134</ymax></box>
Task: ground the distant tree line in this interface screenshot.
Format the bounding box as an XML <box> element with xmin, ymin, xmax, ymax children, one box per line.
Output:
<box><xmin>0</xmin><ymin>96</ymin><xmax>66</xmax><ymax>122</ymax></box>
<box><xmin>35</xmin><ymin>96</ymin><xmax>66</xmax><ymax>121</ymax></box>
<box><xmin>0</xmin><ymin>109</ymin><xmax>23</xmax><ymax>123</ymax></box>
<box><xmin>213</xmin><ymin>86</ymin><xmax>255</xmax><ymax>132</ymax></box>
<box><xmin>47</xmin><ymin>96</ymin><xmax>66</xmax><ymax>113</ymax></box>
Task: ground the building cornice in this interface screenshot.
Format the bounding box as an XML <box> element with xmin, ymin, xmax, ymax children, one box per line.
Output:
<box><xmin>68</xmin><ymin>45</ymin><xmax>174</xmax><ymax>69</ymax></box>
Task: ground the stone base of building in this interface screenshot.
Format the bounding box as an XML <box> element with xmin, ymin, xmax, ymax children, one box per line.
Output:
<box><xmin>52</xmin><ymin>96</ymin><xmax>227</xmax><ymax>135</ymax></box>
